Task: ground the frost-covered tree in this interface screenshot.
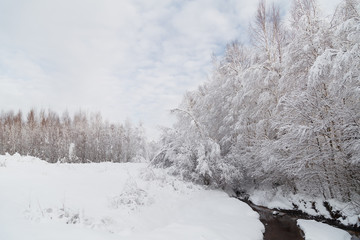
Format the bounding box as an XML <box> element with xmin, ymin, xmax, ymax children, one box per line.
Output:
<box><xmin>153</xmin><ymin>0</ymin><xmax>360</xmax><ymax>204</ymax></box>
<box><xmin>0</xmin><ymin>109</ymin><xmax>149</xmax><ymax>163</ymax></box>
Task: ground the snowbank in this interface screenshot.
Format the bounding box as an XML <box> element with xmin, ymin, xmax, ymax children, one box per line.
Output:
<box><xmin>249</xmin><ymin>189</ymin><xmax>360</xmax><ymax>227</ymax></box>
<box><xmin>297</xmin><ymin>219</ymin><xmax>351</xmax><ymax>240</ymax></box>
<box><xmin>0</xmin><ymin>154</ymin><xmax>264</xmax><ymax>240</ymax></box>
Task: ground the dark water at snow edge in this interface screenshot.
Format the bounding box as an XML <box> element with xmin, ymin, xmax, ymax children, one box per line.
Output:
<box><xmin>236</xmin><ymin>198</ymin><xmax>360</xmax><ymax>240</ymax></box>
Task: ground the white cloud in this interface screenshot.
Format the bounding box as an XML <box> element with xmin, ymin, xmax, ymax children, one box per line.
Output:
<box><xmin>0</xmin><ymin>0</ymin><xmax>342</xmax><ymax>140</ymax></box>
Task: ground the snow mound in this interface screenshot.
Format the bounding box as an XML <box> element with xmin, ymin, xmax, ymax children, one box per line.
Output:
<box><xmin>297</xmin><ymin>219</ymin><xmax>351</xmax><ymax>240</ymax></box>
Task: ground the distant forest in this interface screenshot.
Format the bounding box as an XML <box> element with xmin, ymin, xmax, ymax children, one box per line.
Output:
<box><xmin>153</xmin><ymin>0</ymin><xmax>360</xmax><ymax>203</ymax></box>
<box><xmin>0</xmin><ymin>109</ymin><xmax>148</xmax><ymax>163</ymax></box>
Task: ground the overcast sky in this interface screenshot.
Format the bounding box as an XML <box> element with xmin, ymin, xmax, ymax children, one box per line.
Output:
<box><xmin>0</xmin><ymin>0</ymin><xmax>341</xmax><ymax>139</ymax></box>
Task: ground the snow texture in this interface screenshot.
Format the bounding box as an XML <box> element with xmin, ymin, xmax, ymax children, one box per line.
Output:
<box><xmin>297</xmin><ymin>219</ymin><xmax>351</xmax><ymax>240</ymax></box>
<box><xmin>0</xmin><ymin>154</ymin><xmax>264</xmax><ymax>240</ymax></box>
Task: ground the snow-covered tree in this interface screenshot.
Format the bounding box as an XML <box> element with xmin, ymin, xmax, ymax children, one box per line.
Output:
<box><xmin>0</xmin><ymin>109</ymin><xmax>149</xmax><ymax>163</ymax></box>
<box><xmin>153</xmin><ymin>0</ymin><xmax>360</xmax><ymax>204</ymax></box>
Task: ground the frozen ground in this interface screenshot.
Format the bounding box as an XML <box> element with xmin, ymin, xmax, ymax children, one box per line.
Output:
<box><xmin>0</xmin><ymin>154</ymin><xmax>264</xmax><ymax>240</ymax></box>
<box><xmin>297</xmin><ymin>219</ymin><xmax>351</xmax><ymax>240</ymax></box>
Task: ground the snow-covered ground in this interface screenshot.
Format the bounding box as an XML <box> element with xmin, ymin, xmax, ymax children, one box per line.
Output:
<box><xmin>297</xmin><ymin>219</ymin><xmax>351</xmax><ymax>240</ymax></box>
<box><xmin>249</xmin><ymin>189</ymin><xmax>360</xmax><ymax>227</ymax></box>
<box><xmin>0</xmin><ymin>154</ymin><xmax>264</xmax><ymax>240</ymax></box>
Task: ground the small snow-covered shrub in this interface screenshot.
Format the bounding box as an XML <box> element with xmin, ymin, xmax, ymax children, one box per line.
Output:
<box><xmin>109</xmin><ymin>178</ymin><xmax>153</xmax><ymax>210</ymax></box>
<box><xmin>23</xmin><ymin>202</ymin><xmax>119</xmax><ymax>233</ymax></box>
<box><xmin>110</xmin><ymin>189</ymin><xmax>149</xmax><ymax>210</ymax></box>
<box><xmin>24</xmin><ymin>204</ymin><xmax>83</xmax><ymax>225</ymax></box>
<box><xmin>0</xmin><ymin>160</ymin><xmax>6</xmax><ymax>167</ymax></box>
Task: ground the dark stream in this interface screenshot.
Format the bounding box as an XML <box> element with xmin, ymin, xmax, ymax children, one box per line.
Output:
<box><xmin>238</xmin><ymin>199</ymin><xmax>360</xmax><ymax>240</ymax></box>
<box><xmin>250</xmin><ymin>203</ymin><xmax>304</xmax><ymax>240</ymax></box>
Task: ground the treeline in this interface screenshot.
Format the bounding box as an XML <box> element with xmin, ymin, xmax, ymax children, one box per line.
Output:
<box><xmin>153</xmin><ymin>0</ymin><xmax>360</xmax><ymax>203</ymax></box>
<box><xmin>0</xmin><ymin>109</ymin><xmax>148</xmax><ymax>163</ymax></box>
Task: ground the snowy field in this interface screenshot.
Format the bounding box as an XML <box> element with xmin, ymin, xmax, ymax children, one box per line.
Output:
<box><xmin>0</xmin><ymin>154</ymin><xmax>264</xmax><ymax>240</ymax></box>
